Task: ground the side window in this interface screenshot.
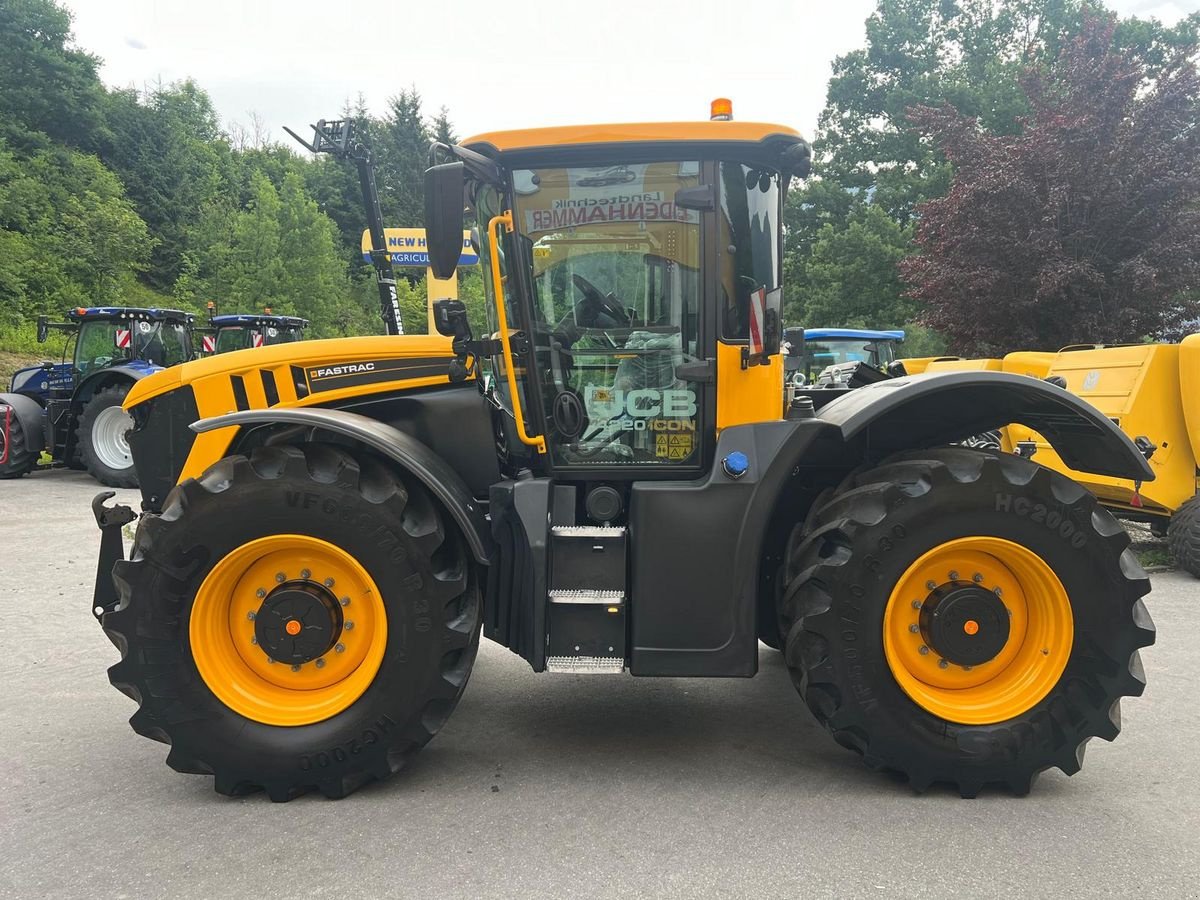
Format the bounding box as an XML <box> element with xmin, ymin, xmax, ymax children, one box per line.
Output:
<box><xmin>719</xmin><ymin>162</ymin><xmax>782</xmax><ymax>341</ymax></box>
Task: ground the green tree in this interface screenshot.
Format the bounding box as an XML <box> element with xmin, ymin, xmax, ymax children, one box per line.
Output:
<box><xmin>798</xmin><ymin>205</ymin><xmax>915</xmax><ymax>327</ymax></box>
<box><xmin>786</xmin><ymin>0</ymin><xmax>1199</xmax><ymax>338</ymax></box>
<box><xmin>0</xmin><ymin>0</ymin><xmax>106</xmax><ymax>149</ymax></box>
<box><xmin>99</xmin><ymin>80</ymin><xmax>231</xmax><ymax>290</ymax></box>
<box><xmin>0</xmin><ymin>140</ymin><xmax>150</xmax><ymax>329</ymax></box>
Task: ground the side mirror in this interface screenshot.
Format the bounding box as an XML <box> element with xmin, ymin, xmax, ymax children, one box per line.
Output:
<box><xmin>36</xmin><ymin>316</ymin><xmax>48</xmax><ymax>343</ymax></box>
<box><xmin>762</xmin><ymin>307</ymin><xmax>781</xmax><ymax>356</ymax></box>
<box><xmin>432</xmin><ymin>298</ymin><xmax>470</xmax><ymax>340</ymax></box>
<box><xmin>424</xmin><ymin>162</ymin><xmax>465</xmax><ymax>281</ymax></box>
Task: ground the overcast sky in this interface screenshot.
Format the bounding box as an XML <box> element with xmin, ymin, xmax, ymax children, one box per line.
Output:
<box><xmin>60</xmin><ymin>0</ymin><xmax>1197</xmax><ymax>146</ymax></box>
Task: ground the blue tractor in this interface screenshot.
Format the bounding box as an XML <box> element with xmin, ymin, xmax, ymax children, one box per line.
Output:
<box><xmin>786</xmin><ymin>327</ymin><xmax>906</xmax><ymax>386</ymax></box>
<box><xmin>0</xmin><ymin>307</ymin><xmax>194</xmax><ymax>486</ymax></box>
<box><xmin>197</xmin><ymin>302</ymin><xmax>308</xmax><ymax>355</ymax></box>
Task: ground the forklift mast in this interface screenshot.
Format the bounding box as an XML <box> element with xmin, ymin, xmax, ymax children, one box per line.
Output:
<box><xmin>284</xmin><ymin>119</ymin><xmax>405</xmax><ymax>335</ymax></box>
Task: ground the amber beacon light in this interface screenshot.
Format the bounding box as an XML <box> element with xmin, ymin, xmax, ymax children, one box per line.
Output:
<box><xmin>710</xmin><ymin>98</ymin><xmax>733</xmax><ymax>121</ymax></box>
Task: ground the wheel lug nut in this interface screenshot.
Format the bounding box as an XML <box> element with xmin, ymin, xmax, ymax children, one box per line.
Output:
<box><xmin>344</xmin><ymin>621</ymin><xmax>355</xmax><ymax>631</ymax></box>
<box><xmin>994</xmin><ymin>587</ymin><xmax>1003</xmax><ymax>597</ymax></box>
<box><xmin>246</xmin><ymin>611</ymin><xmax>256</xmax><ymax>621</ymax></box>
<box><xmin>964</xmin><ymin>665</ymin><xmax>973</xmax><ymax>671</ymax></box>
<box><xmin>335</xmin><ymin>643</ymin><xmax>345</xmax><ymax>653</ymax></box>
<box><xmin>925</xmin><ymin>580</ymin><xmax>937</xmax><ymax>591</ymax></box>
<box><xmin>315</xmin><ymin>658</ymin><xmax>326</xmax><ymax>669</ymax></box>
<box><xmin>255</xmin><ymin>588</ymin><xmax>266</xmax><ymax>599</ymax></box>
<box><xmin>911</xmin><ymin>600</ymin><xmax>922</xmax><ymax>610</ymax></box>
<box><xmin>275</xmin><ymin>572</ymin><xmax>286</xmax><ymax>583</ymax></box>
<box><xmin>938</xmin><ymin>659</ymin><xmax>949</xmax><ymax>669</ymax></box>
<box><xmin>266</xmin><ymin>657</ymin><xmax>275</xmax><ymax>664</ymax></box>
<box><xmin>909</xmin><ymin>624</ymin><xmax>920</xmax><ymax>634</ymax></box>
<box><xmin>340</xmin><ymin>597</ymin><xmax>350</xmax><ymax>607</ymax></box>
<box><xmin>918</xmin><ymin>645</ymin><xmax>930</xmax><ymax>656</ymax></box>
<box><xmin>300</xmin><ymin>568</ymin><xmax>311</xmax><ymax>579</ymax></box>
<box><xmin>251</xmin><ymin>636</ymin><xmax>258</xmax><ymax>645</ymax></box>
<box><xmin>948</xmin><ymin>570</ymin><xmax>959</xmax><ymax>581</ymax></box>
<box><xmin>324</xmin><ymin>577</ymin><xmax>335</xmax><ymax>588</ymax></box>
<box><xmin>291</xmin><ymin>664</ymin><xmax>302</xmax><ymax>672</ymax></box>
<box><xmin>972</xmin><ymin>572</ymin><xmax>984</xmax><ymax>583</ymax></box>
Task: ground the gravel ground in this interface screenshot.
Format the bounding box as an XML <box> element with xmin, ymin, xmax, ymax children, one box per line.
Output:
<box><xmin>0</xmin><ymin>470</ymin><xmax>1197</xmax><ymax>900</ymax></box>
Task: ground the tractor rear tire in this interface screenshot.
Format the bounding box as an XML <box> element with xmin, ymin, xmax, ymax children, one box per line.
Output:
<box><xmin>78</xmin><ymin>384</ymin><xmax>138</xmax><ymax>487</ymax></box>
<box><xmin>103</xmin><ymin>443</ymin><xmax>482</xmax><ymax>801</ymax></box>
<box><xmin>0</xmin><ymin>410</ymin><xmax>33</xmax><ymax>478</ymax></box>
<box><xmin>779</xmin><ymin>448</ymin><xmax>1154</xmax><ymax>796</ymax></box>
<box><xmin>1167</xmin><ymin>496</ymin><xmax>1200</xmax><ymax>578</ymax></box>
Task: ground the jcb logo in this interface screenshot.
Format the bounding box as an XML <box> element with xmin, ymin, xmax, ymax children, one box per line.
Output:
<box><xmin>588</xmin><ymin>387</ymin><xmax>697</xmax><ymax>419</ymax></box>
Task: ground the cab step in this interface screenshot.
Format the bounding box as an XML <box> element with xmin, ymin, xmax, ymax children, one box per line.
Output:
<box><xmin>546</xmin><ymin>656</ymin><xmax>625</xmax><ymax>675</ymax></box>
<box><xmin>547</xmin><ymin>525</ymin><xmax>627</xmax><ymax>673</ymax></box>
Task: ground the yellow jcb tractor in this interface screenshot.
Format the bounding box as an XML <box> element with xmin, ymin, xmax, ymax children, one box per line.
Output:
<box><xmin>92</xmin><ymin>106</ymin><xmax>1155</xmax><ymax>801</ymax></box>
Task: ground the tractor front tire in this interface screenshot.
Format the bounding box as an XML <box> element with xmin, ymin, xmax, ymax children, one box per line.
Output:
<box><xmin>0</xmin><ymin>410</ymin><xmax>33</xmax><ymax>478</ymax></box>
<box><xmin>103</xmin><ymin>443</ymin><xmax>482</xmax><ymax>801</ymax></box>
<box><xmin>78</xmin><ymin>384</ymin><xmax>138</xmax><ymax>487</ymax></box>
<box><xmin>779</xmin><ymin>448</ymin><xmax>1154</xmax><ymax>796</ymax></box>
<box><xmin>1167</xmin><ymin>495</ymin><xmax>1200</xmax><ymax>578</ymax></box>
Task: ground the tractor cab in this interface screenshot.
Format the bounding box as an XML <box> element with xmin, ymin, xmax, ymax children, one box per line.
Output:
<box><xmin>425</xmin><ymin>110</ymin><xmax>813</xmax><ymax>476</ymax></box>
<box><xmin>32</xmin><ymin>307</ymin><xmax>194</xmax><ymax>398</ymax></box>
<box><xmin>200</xmin><ymin>303</ymin><xmax>309</xmax><ymax>354</ymax></box>
<box><xmin>791</xmin><ymin>328</ymin><xmax>905</xmax><ymax>386</ymax></box>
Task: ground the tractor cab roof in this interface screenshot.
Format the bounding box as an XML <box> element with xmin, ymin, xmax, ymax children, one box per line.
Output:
<box><xmin>462</xmin><ymin>120</ymin><xmax>806</xmax><ymax>166</ymax></box>
<box><xmin>211</xmin><ymin>314</ymin><xmax>309</xmax><ymax>329</ymax></box>
<box><xmin>804</xmin><ymin>328</ymin><xmax>906</xmax><ymax>342</ymax></box>
<box><xmin>66</xmin><ymin>306</ymin><xmax>194</xmax><ymax>324</ymax></box>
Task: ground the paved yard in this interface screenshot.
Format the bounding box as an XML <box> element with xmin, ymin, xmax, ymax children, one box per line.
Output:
<box><xmin>1</xmin><ymin>470</ymin><xmax>1196</xmax><ymax>899</ymax></box>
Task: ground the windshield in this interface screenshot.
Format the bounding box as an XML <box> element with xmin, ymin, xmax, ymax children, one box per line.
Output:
<box><xmin>799</xmin><ymin>339</ymin><xmax>899</xmax><ymax>383</ymax></box>
<box><xmin>75</xmin><ymin>319</ymin><xmax>188</xmax><ymax>373</ymax></box>
<box><xmin>215</xmin><ymin>324</ymin><xmax>302</xmax><ymax>353</ymax></box>
<box><xmin>509</xmin><ymin>161</ymin><xmax>703</xmax><ymax>466</ymax></box>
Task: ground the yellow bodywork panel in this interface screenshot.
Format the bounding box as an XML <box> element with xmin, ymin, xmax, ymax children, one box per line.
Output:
<box><xmin>716</xmin><ymin>341</ymin><xmax>784</xmax><ymax>430</ymax></box>
<box><xmin>124</xmin><ymin>335</ymin><xmax>458</xmax><ymax>484</ymax></box>
<box><xmin>897</xmin><ymin>356</ymin><xmax>960</xmax><ymax>375</ymax></box>
<box><xmin>1006</xmin><ymin>342</ymin><xmax>1197</xmax><ymax>514</ymax></box>
<box><xmin>1181</xmin><ymin>335</ymin><xmax>1200</xmax><ymax>462</ymax></box>
<box><xmin>1001</xmin><ymin>351</ymin><xmax>1057</xmax><ymax>379</ymax></box>
<box><xmin>925</xmin><ymin>357</ymin><xmax>1003</xmax><ymax>373</ymax></box>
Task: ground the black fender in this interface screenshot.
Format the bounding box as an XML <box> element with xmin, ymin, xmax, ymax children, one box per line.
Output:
<box><xmin>816</xmin><ymin>371</ymin><xmax>1154</xmax><ymax>481</ymax></box>
<box><xmin>0</xmin><ymin>392</ymin><xmax>46</xmax><ymax>451</ymax></box>
<box><xmin>192</xmin><ymin>407</ymin><xmax>494</xmax><ymax>564</ymax></box>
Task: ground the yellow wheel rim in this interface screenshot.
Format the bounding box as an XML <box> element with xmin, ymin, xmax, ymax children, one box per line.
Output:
<box><xmin>190</xmin><ymin>535</ymin><xmax>387</xmax><ymax>727</ymax></box>
<box><xmin>883</xmin><ymin>536</ymin><xmax>1073</xmax><ymax>725</ymax></box>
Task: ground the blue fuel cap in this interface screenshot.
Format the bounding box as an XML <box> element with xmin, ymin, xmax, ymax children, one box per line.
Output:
<box><xmin>722</xmin><ymin>451</ymin><xmax>750</xmax><ymax>479</ymax></box>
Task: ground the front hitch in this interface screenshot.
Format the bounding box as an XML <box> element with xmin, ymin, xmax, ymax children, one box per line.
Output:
<box><xmin>92</xmin><ymin>491</ymin><xmax>137</xmax><ymax>620</ymax></box>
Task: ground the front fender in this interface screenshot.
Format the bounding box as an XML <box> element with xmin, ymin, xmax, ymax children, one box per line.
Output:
<box><xmin>192</xmin><ymin>407</ymin><xmax>493</xmax><ymax>565</ymax></box>
<box><xmin>817</xmin><ymin>371</ymin><xmax>1154</xmax><ymax>481</ymax></box>
<box><xmin>75</xmin><ymin>366</ymin><xmax>148</xmax><ymax>406</ymax></box>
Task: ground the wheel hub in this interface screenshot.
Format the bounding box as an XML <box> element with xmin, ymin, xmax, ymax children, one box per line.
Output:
<box><xmin>254</xmin><ymin>580</ymin><xmax>343</xmax><ymax>664</ymax></box>
<box><xmin>919</xmin><ymin>581</ymin><xmax>1010</xmax><ymax>666</ymax></box>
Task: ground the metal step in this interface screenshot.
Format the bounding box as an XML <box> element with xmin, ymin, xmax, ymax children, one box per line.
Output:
<box><xmin>546</xmin><ymin>655</ymin><xmax>625</xmax><ymax>675</ymax></box>
<box><xmin>550</xmin><ymin>525</ymin><xmax>627</xmax><ymax>538</ymax></box>
<box><xmin>548</xmin><ymin>589</ymin><xmax>625</xmax><ymax>606</ymax></box>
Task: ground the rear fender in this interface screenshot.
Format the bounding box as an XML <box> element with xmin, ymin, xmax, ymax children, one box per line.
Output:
<box><xmin>0</xmin><ymin>392</ymin><xmax>45</xmax><ymax>453</ymax></box>
<box><xmin>192</xmin><ymin>407</ymin><xmax>493</xmax><ymax>564</ymax></box>
<box><xmin>817</xmin><ymin>372</ymin><xmax>1154</xmax><ymax>481</ymax></box>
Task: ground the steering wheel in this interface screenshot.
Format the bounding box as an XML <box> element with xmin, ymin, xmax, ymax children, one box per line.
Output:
<box><xmin>570</xmin><ymin>274</ymin><xmax>630</xmax><ymax>327</ymax></box>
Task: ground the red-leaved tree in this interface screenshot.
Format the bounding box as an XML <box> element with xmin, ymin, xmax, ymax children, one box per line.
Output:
<box><xmin>902</xmin><ymin>12</ymin><xmax>1200</xmax><ymax>355</ymax></box>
